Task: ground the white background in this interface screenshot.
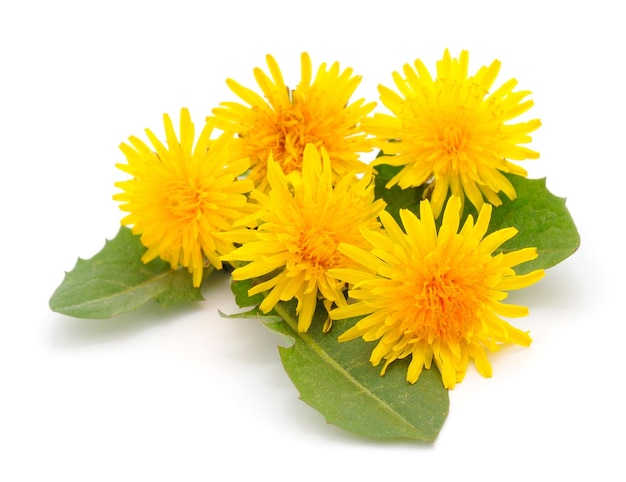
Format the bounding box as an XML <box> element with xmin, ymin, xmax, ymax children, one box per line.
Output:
<box><xmin>1</xmin><ymin>1</ymin><xmax>623</xmax><ymax>480</ymax></box>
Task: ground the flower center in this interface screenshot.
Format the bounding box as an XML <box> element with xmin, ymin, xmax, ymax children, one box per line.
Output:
<box><xmin>440</xmin><ymin>124</ymin><xmax>465</xmax><ymax>154</ymax></box>
<box><xmin>272</xmin><ymin>108</ymin><xmax>308</xmax><ymax>171</ymax></box>
<box><xmin>166</xmin><ymin>182</ymin><xmax>207</xmax><ymax>220</ymax></box>
<box><xmin>400</xmin><ymin>261</ymin><xmax>483</xmax><ymax>343</ymax></box>
<box><xmin>295</xmin><ymin>227</ymin><xmax>340</xmax><ymax>271</ymax></box>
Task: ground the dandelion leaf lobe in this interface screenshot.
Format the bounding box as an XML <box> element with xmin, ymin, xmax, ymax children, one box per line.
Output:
<box><xmin>49</xmin><ymin>227</ymin><xmax>203</xmax><ymax>318</ymax></box>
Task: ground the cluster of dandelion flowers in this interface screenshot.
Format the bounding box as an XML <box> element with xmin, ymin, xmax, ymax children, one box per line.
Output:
<box><xmin>366</xmin><ymin>49</ymin><xmax>541</xmax><ymax>218</ymax></box>
<box><xmin>212</xmin><ymin>52</ymin><xmax>376</xmax><ymax>192</ymax></box>
<box><xmin>114</xmin><ymin>108</ymin><xmax>255</xmax><ymax>287</ymax></box>
<box><xmin>329</xmin><ymin>197</ymin><xmax>545</xmax><ymax>389</ymax></box>
<box><xmin>221</xmin><ymin>144</ymin><xmax>386</xmax><ymax>332</ymax></box>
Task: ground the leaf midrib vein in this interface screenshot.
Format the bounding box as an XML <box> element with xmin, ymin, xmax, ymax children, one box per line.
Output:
<box><xmin>273</xmin><ymin>302</ymin><xmax>419</xmax><ymax>435</ymax></box>
<box><xmin>57</xmin><ymin>270</ymin><xmax>172</xmax><ymax>310</ymax></box>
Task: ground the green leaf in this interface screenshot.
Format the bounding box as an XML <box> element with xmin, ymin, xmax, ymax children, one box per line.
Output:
<box><xmin>374</xmin><ymin>164</ymin><xmax>580</xmax><ymax>274</ymax></box>
<box><xmin>230</xmin><ymin>277</ymin><xmax>266</xmax><ymax>308</ymax></box>
<box><xmin>228</xmin><ymin>283</ymin><xmax>449</xmax><ymax>442</ymax></box>
<box><xmin>460</xmin><ymin>174</ymin><xmax>580</xmax><ymax>274</ymax></box>
<box><xmin>491</xmin><ymin>175</ymin><xmax>580</xmax><ymax>273</ymax></box>
<box><xmin>374</xmin><ymin>163</ymin><xmax>428</xmax><ymax>223</ymax></box>
<box><xmin>49</xmin><ymin>227</ymin><xmax>203</xmax><ymax>318</ymax></box>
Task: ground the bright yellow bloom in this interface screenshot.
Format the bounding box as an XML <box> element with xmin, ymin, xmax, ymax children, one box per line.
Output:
<box><xmin>366</xmin><ymin>49</ymin><xmax>541</xmax><ymax>218</ymax></box>
<box><xmin>212</xmin><ymin>52</ymin><xmax>376</xmax><ymax>192</ymax></box>
<box><xmin>329</xmin><ymin>197</ymin><xmax>544</xmax><ymax>389</ymax></box>
<box><xmin>221</xmin><ymin>144</ymin><xmax>386</xmax><ymax>332</ymax></box>
<box><xmin>114</xmin><ymin>108</ymin><xmax>255</xmax><ymax>287</ymax></box>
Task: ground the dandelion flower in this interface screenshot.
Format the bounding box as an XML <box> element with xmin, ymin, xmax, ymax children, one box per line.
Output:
<box><xmin>221</xmin><ymin>144</ymin><xmax>386</xmax><ymax>332</ymax></box>
<box><xmin>114</xmin><ymin>108</ymin><xmax>254</xmax><ymax>287</ymax></box>
<box><xmin>212</xmin><ymin>52</ymin><xmax>376</xmax><ymax>191</ymax></box>
<box><xmin>329</xmin><ymin>196</ymin><xmax>544</xmax><ymax>389</ymax></box>
<box><xmin>367</xmin><ymin>49</ymin><xmax>541</xmax><ymax>217</ymax></box>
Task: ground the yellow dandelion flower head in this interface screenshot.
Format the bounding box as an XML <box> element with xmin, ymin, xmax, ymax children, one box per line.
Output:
<box><xmin>114</xmin><ymin>108</ymin><xmax>255</xmax><ymax>287</ymax></box>
<box><xmin>367</xmin><ymin>49</ymin><xmax>541</xmax><ymax>218</ymax></box>
<box><xmin>222</xmin><ymin>143</ymin><xmax>386</xmax><ymax>332</ymax></box>
<box><xmin>212</xmin><ymin>52</ymin><xmax>376</xmax><ymax>192</ymax></box>
<box><xmin>329</xmin><ymin>196</ymin><xmax>545</xmax><ymax>389</ymax></box>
